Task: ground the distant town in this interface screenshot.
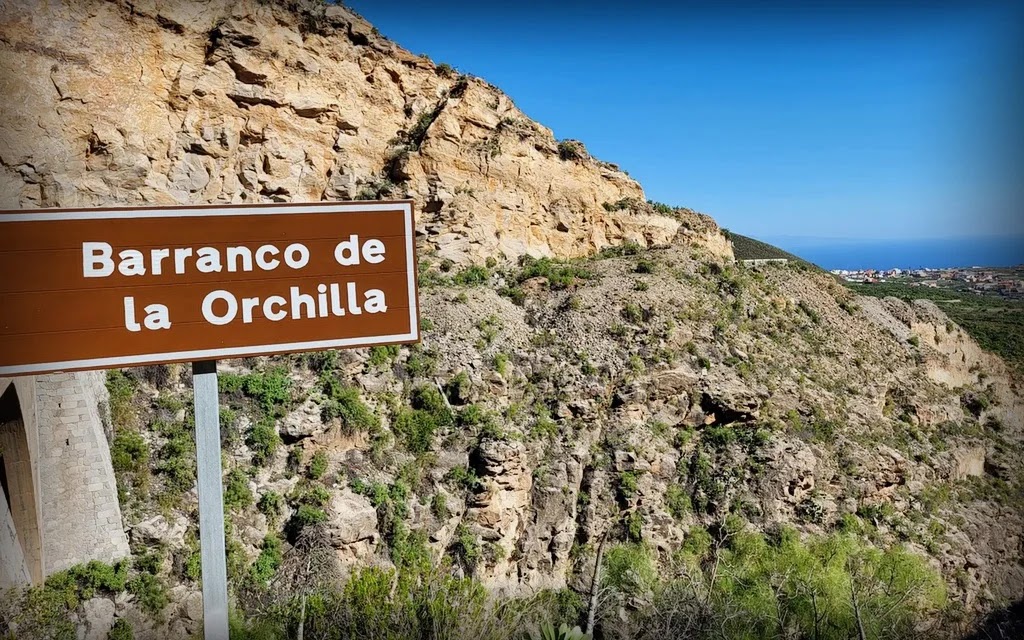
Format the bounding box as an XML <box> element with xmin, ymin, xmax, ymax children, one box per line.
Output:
<box><xmin>833</xmin><ymin>265</ymin><xmax>1024</xmax><ymax>300</ymax></box>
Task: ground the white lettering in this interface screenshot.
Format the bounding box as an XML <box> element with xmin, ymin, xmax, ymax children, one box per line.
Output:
<box><xmin>364</xmin><ymin>289</ymin><xmax>387</xmax><ymax>313</ymax></box>
<box><xmin>174</xmin><ymin>247</ymin><xmax>193</xmax><ymax>274</ymax></box>
<box><xmin>143</xmin><ymin>304</ymin><xmax>171</xmax><ymax>330</ymax></box>
<box><xmin>150</xmin><ymin>249</ymin><xmax>170</xmax><ymax>275</ymax></box>
<box><xmin>346</xmin><ymin>282</ymin><xmax>362</xmax><ymax>315</ymax></box>
<box><xmin>202</xmin><ymin>290</ymin><xmax>237</xmax><ymax>325</ymax></box>
<box><xmin>123</xmin><ymin>296</ymin><xmax>141</xmax><ymax>332</ymax></box>
<box><xmin>284</xmin><ymin>243</ymin><xmax>310</xmax><ymax>269</ymax></box>
<box><xmin>196</xmin><ymin>247</ymin><xmax>222</xmax><ymax>273</ymax></box>
<box><xmin>227</xmin><ymin>246</ymin><xmax>253</xmax><ymax>272</ymax></box>
<box><xmin>362</xmin><ymin>238</ymin><xmax>386</xmax><ymax>264</ymax></box>
<box><xmin>316</xmin><ymin>283</ymin><xmax>328</xmax><ymax>317</ymax></box>
<box><xmin>241</xmin><ymin>297</ymin><xmax>260</xmax><ymax>323</ymax></box>
<box><xmin>264</xmin><ymin>296</ymin><xmax>287</xmax><ymax>321</ymax></box>
<box><xmin>290</xmin><ymin>286</ymin><xmax>315</xmax><ymax>319</ymax></box>
<box><xmin>330</xmin><ymin>283</ymin><xmax>345</xmax><ymax>316</ymax></box>
<box><xmin>83</xmin><ymin>242</ymin><xmax>114</xmax><ymax>278</ymax></box>
<box><xmin>255</xmin><ymin>245</ymin><xmax>280</xmax><ymax>270</ymax></box>
<box><xmin>117</xmin><ymin>250</ymin><xmax>146</xmax><ymax>276</ymax></box>
<box><xmin>334</xmin><ymin>235</ymin><xmax>360</xmax><ymax>266</ymax></box>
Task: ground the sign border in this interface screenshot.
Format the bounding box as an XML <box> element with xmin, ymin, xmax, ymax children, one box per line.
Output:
<box><xmin>0</xmin><ymin>201</ymin><xmax>420</xmax><ymax>376</ymax></box>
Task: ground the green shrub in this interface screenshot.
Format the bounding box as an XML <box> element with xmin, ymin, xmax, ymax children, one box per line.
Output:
<box><xmin>704</xmin><ymin>425</ymin><xmax>737</xmax><ymax>447</ymax></box>
<box><xmin>444</xmin><ymin>371</ymin><xmax>472</xmax><ymax>405</ymax></box>
<box><xmin>405</xmin><ymin>347</ymin><xmax>437</xmax><ymax>378</ymax></box>
<box><xmin>453</xmin><ymin>264</ymin><xmax>490</xmax><ymax>286</ymax></box>
<box><xmin>295</xmin><ymin>485</ymin><xmax>332</xmax><ymax>508</ymax></box>
<box><xmin>446</xmin><ymin>466</ymin><xmax>481</xmax><ymax>492</ymax></box>
<box><xmin>132</xmin><ymin>551</ymin><xmax>162</xmax><ymax>576</ymax></box>
<box><xmin>680</xmin><ymin>526</ymin><xmax>713</xmax><ymax>561</ymax></box>
<box><xmin>157</xmin><ymin>423</ymin><xmax>196</xmax><ymax>493</ymax></box>
<box><xmin>224</xmin><ymin>468</ymin><xmax>253</xmax><ymax>510</ymax></box>
<box><xmin>530</xmin><ymin>416</ymin><xmax>558</xmax><ymax>440</ymax></box>
<box><xmin>796</xmin><ymin>497</ymin><xmax>826</xmax><ymax>524</ymax></box>
<box><xmin>515</xmin><ymin>255</ymin><xmax>592</xmax><ymax>290</ymax></box>
<box><xmin>622</xmin><ymin>303</ymin><xmax>643</xmax><ymax>323</ymax></box>
<box><xmin>393</xmin><ymin>386</ymin><xmax>455</xmax><ymax>454</ymax></box>
<box><xmin>296</xmin><ymin>349</ymin><xmax>338</xmax><ymax>373</ymax></box>
<box><xmin>617</xmin><ymin>471</ymin><xmax>639</xmax><ymax>501</ymax></box>
<box><xmin>184</xmin><ymin>550</ymin><xmax>202</xmax><ymax>581</ymax></box>
<box><xmin>240</xmin><ymin>368</ymin><xmax>293</xmax><ymax>417</ymax></box>
<box><xmin>320</xmin><ymin>377</ymin><xmax>380</xmax><ymax>433</ymax></box>
<box><xmin>70</xmin><ymin>560</ymin><xmax>129</xmax><ymax>598</ymax></box>
<box><xmin>797</xmin><ymin>299</ymin><xmax>820</xmax><ymax>324</ymax></box>
<box><xmin>494</xmin><ymin>353</ymin><xmax>510</xmax><ymax>376</ymax></box>
<box><xmin>108</xmin><ymin>618</ymin><xmax>134</xmax><ymax>640</ymax></box>
<box><xmin>501</xmin><ymin>285</ymin><xmax>526</xmax><ymax>305</ymax></box>
<box><xmin>603</xmin><ymin>543</ymin><xmax>656</xmax><ymax>595</ymax></box>
<box><xmin>557</xmin><ymin>140</ymin><xmax>584</xmax><ymax>161</ymax></box>
<box><xmin>451</xmin><ymin>524</ymin><xmax>481</xmax><ymax>571</ymax></box>
<box><xmin>257</xmin><ymin>491</ymin><xmax>284</xmax><ymax>520</ymax></box>
<box><xmin>411</xmin><ymin>385</ymin><xmax>452</xmax><ymax>419</ymax></box>
<box><xmin>665</xmin><ymin>484</ymin><xmax>691</xmax><ymax>520</ymax></box>
<box><xmin>626</xmin><ymin>511</ymin><xmax>644</xmax><ymax>542</ymax></box>
<box><xmin>647</xmin><ymin>200</ymin><xmax>675</xmax><ymax>216</ymax></box>
<box><xmin>250</xmin><ymin>534</ymin><xmax>283</xmax><ymax>584</ymax></box>
<box><xmin>218</xmin><ymin>372</ymin><xmax>245</xmax><ymax>394</ymax></box>
<box><xmin>393</xmin><ymin>409</ymin><xmax>437</xmax><ymax>454</ymax></box>
<box><xmin>247</xmin><ymin>420</ymin><xmax>280</xmax><ymax>466</ymax></box>
<box><xmin>457</xmin><ymin>404</ymin><xmax>486</xmax><ymax>427</ymax></box>
<box><xmin>308</xmin><ymin>450</ymin><xmax>329</xmax><ymax>480</ymax></box>
<box><xmin>127</xmin><ymin>572</ymin><xmax>168</xmax><ymax>615</ymax></box>
<box><xmin>106</xmin><ymin>370</ymin><xmax>139</xmax><ymax>430</ymax></box>
<box><xmin>110</xmin><ymin>430</ymin><xmax>148</xmax><ymax>474</ymax></box>
<box><xmin>368</xmin><ymin>344</ymin><xmax>399</xmax><ymax>368</ymax></box>
<box><xmin>286</xmin><ymin>505</ymin><xmax>327</xmax><ymax>541</ymax></box>
<box><xmin>634</xmin><ymin>258</ymin><xmax>655</xmax><ymax>274</ymax></box>
<box><xmin>431</xmin><ymin>493</ymin><xmax>449</xmax><ymax>519</ymax></box>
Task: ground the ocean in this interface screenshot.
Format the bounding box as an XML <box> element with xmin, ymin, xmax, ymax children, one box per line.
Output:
<box><xmin>764</xmin><ymin>236</ymin><xmax>1024</xmax><ymax>271</ymax></box>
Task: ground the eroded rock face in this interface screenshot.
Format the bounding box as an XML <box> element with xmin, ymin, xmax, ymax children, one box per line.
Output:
<box><xmin>130</xmin><ymin>514</ymin><xmax>187</xmax><ymax>549</ymax></box>
<box><xmin>79</xmin><ymin>598</ymin><xmax>115</xmax><ymax>640</ymax></box>
<box><xmin>0</xmin><ymin>0</ymin><xmax>732</xmax><ymax>265</ymax></box>
<box><xmin>325</xmin><ymin>489</ymin><xmax>378</xmax><ymax>564</ymax></box>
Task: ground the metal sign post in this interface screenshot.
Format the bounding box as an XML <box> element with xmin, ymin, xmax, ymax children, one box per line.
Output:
<box><xmin>192</xmin><ymin>360</ymin><xmax>229</xmax><ymax>640</ymax></box>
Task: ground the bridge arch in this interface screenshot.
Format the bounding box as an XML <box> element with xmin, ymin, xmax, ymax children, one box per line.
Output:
<box><xmin>0</xmin><ymin>380</ymin><xmax>43</xmax><ymax>586</ymax></box>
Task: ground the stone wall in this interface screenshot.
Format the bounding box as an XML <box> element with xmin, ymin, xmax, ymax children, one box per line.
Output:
<box><xmin>34</xmin><ymin>372</ymin><xmax>129</xmax><ymax>574</ymax></box>
<box><xmin>0</xmin><ymin>372</ymin><xmax>129</xmax><ymax>588</ymax></box>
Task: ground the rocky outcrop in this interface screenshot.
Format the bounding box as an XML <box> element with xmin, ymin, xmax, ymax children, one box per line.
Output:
<box><xmin>130</xmin><ymin>514</ymin><xmax>187</xmax><ymax>549</ymax></box>
<box><xmin>0</xmin><ymin>0</ymin><xmax>731</xmax><ymax>264</ymax></box>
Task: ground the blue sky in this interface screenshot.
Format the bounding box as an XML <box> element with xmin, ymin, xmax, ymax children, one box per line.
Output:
<box><xmin>347</xmin><ymin>1</ymin><xmax>1023</xmax><ymax>241</ymax></box>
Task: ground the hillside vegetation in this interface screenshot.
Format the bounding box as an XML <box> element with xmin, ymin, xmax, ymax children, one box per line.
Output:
<box><xmin>7</xmin><ymin>241</ymin><xmax>1022</xmax><ymax>640</ymax></box>
<box><xmin>725</xmin><ymin>232</ymin><xmax>807</xmax><ymax>264</ymax></box>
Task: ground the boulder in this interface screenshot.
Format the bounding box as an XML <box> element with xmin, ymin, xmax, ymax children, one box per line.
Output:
<box><xmin>951</xmin><ymin>447</ymin><xmax>986</xmax><ymax>480</ymax></box>
<box><xmin>131</xmin><ymin>514</ymin><xmax>187</xmax><ymax>549</ymax></box>
<box><xmin>325</xmin><ymin>490</ymin><xmax>378</xmax><ymax>547</ymax></box>
<box><xmin>80</xmin><ymin>598</ymin><xmax>115</xmax><ymax>640</ymax></box>
<box><xmin>181</xmin><ymin>591</ymin><xmax>204</xmax><ymax>623</ymax></box>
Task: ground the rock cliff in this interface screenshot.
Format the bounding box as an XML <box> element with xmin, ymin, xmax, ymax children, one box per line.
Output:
<box><xmin>0</xmin><ymin>0</ymin><xmax>723</xmax><ymax>264</ymax></box>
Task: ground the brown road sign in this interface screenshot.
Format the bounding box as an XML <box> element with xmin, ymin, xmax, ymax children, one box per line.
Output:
<box><xmin>0</xmin><ymin>201</ymin><xmax>420</xmax><ymax>376</ymax></box>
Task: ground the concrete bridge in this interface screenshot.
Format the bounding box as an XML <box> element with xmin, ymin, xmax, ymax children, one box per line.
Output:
<box><xmin>0</xmin><ymin>373</ymin><xmax>129</xmax><ymax>589</ymax></box>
